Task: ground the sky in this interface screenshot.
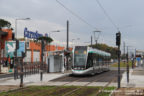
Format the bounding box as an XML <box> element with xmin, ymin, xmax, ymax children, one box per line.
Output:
<box><xmin>0</xmin><ymin>0</ymin><xmax>144</xmax><ymax>52</ymax></box>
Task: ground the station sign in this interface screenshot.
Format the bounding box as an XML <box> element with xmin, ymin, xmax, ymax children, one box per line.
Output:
<box><xmin>24</xmin><ymin>27</ymin><xmax>48</xmax><ymax>39</ymax></box>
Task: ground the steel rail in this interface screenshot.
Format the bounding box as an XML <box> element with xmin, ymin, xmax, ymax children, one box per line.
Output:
<box><xmin>62</xmin><ymin>71</ymin><xmax>114</xmax><ymax>96</ymax></box>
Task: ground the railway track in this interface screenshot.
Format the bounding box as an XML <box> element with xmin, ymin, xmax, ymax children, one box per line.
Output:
<box><xmin>1</xmin><ymin>73</ymin><xmax>71</xmax><ymax>96</ymax></box>
<box><xmin>95</xmin><ymin>77</ymin><xmax>117</xmax><ymax>96</ymax></box>
<box><xmin>29</xmin><ymin>76</ymin><xmax>85</xmax><ymax>96</ymax></box>
<box><xmin>1</xmin><ymin>70</ymin><xmax>123</xmax><ymax>96</ymax></box>
<box><xmin>62</xmin><ymin>71</ymin><xmax>116</xmax><ymax>96</ymax></box>
<box><xmin>11</xmin><ymin>71</ymin><xmax>107</xmax><ymax>96</ymax></box>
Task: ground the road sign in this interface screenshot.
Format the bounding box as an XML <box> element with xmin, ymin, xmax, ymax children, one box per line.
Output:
<box><xmin>136</xmin><ymin>57</ymin><xmax>141</xmax><ymax>62</ymax></box>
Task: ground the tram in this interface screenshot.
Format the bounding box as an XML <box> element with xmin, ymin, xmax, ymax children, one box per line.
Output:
<box><xmin>72</xmin><ymin>46</ymin><xmax>111</xmax><ymax>75</ymax></box>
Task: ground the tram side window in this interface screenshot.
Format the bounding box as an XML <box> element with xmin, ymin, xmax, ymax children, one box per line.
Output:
<box><xmin>99</xmin><ymin>55</ymin><xmax>103</xmax><ymax>66</ymax></box>
<box><xmin>102</xmin><ymin>56</ymin><xmax>105</xmax><ymax>65</ymax></box>
<box><xmin>86</xmin><ymin>53</ymin><xmax>93</xmax><ymax>68</ymax></box>
<box><xmin>96</xmin><ymin>54</ymin><xmax>99</xmax><ymax>66</ymax></box>
<box><xmin>107</xmin><ymin>57</ymin><xmax>111</xmax><ymax>64</ymax></box>
<box><xmin>95</xmin><ymin>54</ymin><xmax>99</xmax><ymax>66</ymax></box>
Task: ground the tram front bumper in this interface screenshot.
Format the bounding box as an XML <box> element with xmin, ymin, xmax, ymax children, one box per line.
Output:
<box><xmin>72</xmin><ymin>68</ymin><xmax>93</xmax><ymax>75</ymax></box>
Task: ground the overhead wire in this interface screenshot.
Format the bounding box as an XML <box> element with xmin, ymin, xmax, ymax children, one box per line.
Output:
<box><xmin>95</xmin><ymin>0</ymin><xmax>120</xmax><ymax>31</ymax></box>
<box><xmin>56</xmin><ymin>0</ymin><xmax>99</xmax><ymax>30</ymax></box>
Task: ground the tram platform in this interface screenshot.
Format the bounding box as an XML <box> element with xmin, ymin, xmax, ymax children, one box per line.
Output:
<box><xmin>121</xmin><ymin>67</ymin><xmax>144</xmax><ymax>88</ymax></box>
<box><xmin>0</xmin><ymin>70</ymin><xmax>71</xmax><ymax>86</ymax></box>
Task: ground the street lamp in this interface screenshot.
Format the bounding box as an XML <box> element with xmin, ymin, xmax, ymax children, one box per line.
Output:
<box><xmin>46</xmin><ymin>30</ymin><xmax>60</xmax><ymax>73</ymax></box>
<box><xmin>48</xmin><ymin>30</ymin><xmax>60</xmax><ymax>51</ymax></box>
<box><xmin>15</xmin><ymin>18</ymin><xmax>31</xmax><ymax>39</ymax></box>
<box><xmin>125</xmin><ymin>45</ymin><xmax>133</xmax><ymax>83</ymax></box>
<box><xmin>93</xmin><ymin>30</ymin><xmax>101</xmax><ymax>45</ymax></box>
<box><xmin>49</xmin><ymin>30</ymin><xmax>60</xmax><ymax>37</ymax></box>
<box><xmin>71</xmin><ymin>39</ymin><xmax>75</xmax><ymax>47</ymax></box>
<box><xmin>73</xmin><ymin>38</ymin><xmax>80</xmax><ymax>46</ymax></box>
<box><xmin>84</xmin><ymin>41</ymin><xmax>91</xmax><ymax>46</ymax></box>
<box><xmin>14</xmin><ymin>18</ymin><xmax>30</xmax><ymax>86</ymax></box>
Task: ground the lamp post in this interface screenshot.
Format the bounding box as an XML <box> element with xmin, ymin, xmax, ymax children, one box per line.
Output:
<box><xmin>126</xmin><ymin>46</ymin><xmax>129</xmax><ymax>83</ymax></box>
<box><xmin>93</xmin><ymin>30</ymin><xmax>101</xmax><ymax>45</ymax></box>
<box><xmin>15</xmin><ymin>18</ymin><xmax>30</xmax><ymax>39</ymax></box>
<box><xmin>14</xmin><ymin>18</ymin><xmax>30</xmax><ymax>87</ymax></box>
<box><xmin>46</xmin><ymin>30</ymin><xmax>60</xmax><ymax>73</ymax></box>
<box><xmin>84</xmin><ymin>41</ymin><xmax>91</xmax><ymax>46</ymax></box>
<box><xmin>71</xmin><ymin>39</ymin><xmax>75</xmax><ymax>48</ymax></box>
<box><xmin>126</xmin><ymin>45</ymin><xmax>133</xmax><ymax>83</ymax></box>
<box><xmin>48</xmin><ymin>30</ymin><xmax>60</xmax><ymax>51</ymax></box>
<box><xmin>49</xmin><ymin>30</ymin><xmax>60</xmax><ymax>37</ymax></box>
<box><xmin>76</xmin><ymin>38</ymin><xmax>80</xmax><ymax>46</ymax></box>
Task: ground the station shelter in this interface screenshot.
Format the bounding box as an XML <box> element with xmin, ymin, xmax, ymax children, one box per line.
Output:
<box><xmin>47</xmin><ymin>50</ymin><xmax>65</xmax><ymax>73</ymax></box>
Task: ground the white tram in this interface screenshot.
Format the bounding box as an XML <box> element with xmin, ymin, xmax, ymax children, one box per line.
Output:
<box><xmin>72</xmin><ymin>46</ymin><xmax>111</xmax><ymax>75</ymax></box>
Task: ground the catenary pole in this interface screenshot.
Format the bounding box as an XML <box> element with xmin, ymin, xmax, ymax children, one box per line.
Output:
<box><xmin>66</xmin><ymin>20</ymin><xmax>69</xmax><ymax>70</ymax></box>
<box><xmin>91</xmin><ymin>36</ymin><xmax>92</xmax><ymax>46</ymax></box>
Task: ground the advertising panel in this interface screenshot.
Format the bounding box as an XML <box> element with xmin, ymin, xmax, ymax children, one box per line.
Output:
<box><xmin>5</xmin><ymin>41</ymin><xmax>25</xmax><ymax>58</ymax></box>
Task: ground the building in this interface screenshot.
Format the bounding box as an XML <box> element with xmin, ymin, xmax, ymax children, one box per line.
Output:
<box><xmin>0</xmin><ymin>27</ymin><xmax>73</xmax><ymax>73</ymax></box>
<box><xmin>24</xmin><ymin>41</ymin><xmax>65</xmax><ymax>63</ymax></box>
<box><xmin>0</xmin><ymin>28</ymin><xmax>72</xmax><ymax>71</ymax></box>
<box><xmin>0</xmin><ymin>29</ymin><xmax>13</xmax><ymax>63</ymax></box>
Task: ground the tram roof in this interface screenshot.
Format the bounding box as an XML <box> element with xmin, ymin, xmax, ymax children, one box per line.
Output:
<box><xmin>73</xmin><ymin>46</ymin><xmax>111</xmax><ymax>56</ymax></box>
<box><xmin>88</xmin><ymin>47</ymin><xmax>111</xmax><ymax>56</ymax></box>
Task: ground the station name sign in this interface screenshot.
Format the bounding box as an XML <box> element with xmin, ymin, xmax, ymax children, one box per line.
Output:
<box><xmin>24</xmin><ymin>27</ymin><xmax>48</xmax><ymax>39</ymax></box>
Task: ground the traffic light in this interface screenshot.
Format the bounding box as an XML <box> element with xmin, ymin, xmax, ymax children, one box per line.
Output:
<box><xmin>22</xmin><ymin>52</ymin><xmax>26</xmax><ymax>58</ymax></box>
<box><xmin>16</xmin><ymin>40</ymin><xmax>19</xmax><ymax>49</ymax></box>
<box><xmin>116</xmin><ymin>32</ymin><xmax>121</xmax><ymax>46</ymax></box>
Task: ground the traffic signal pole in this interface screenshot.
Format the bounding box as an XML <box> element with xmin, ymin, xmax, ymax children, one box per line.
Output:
<box><xmin>116</xmin><ymin>32</ymin><xmax>121</xmax><ymax>88</ymax></box>
<box><xmin>127</xmin><ymin>46</ymin><xmax>129</xmax><ymax>83</ymax></box>
<box><xmin>118</xmin><ymin>45</ymin><xmax>121</xmax><ymax>88</ymax></box>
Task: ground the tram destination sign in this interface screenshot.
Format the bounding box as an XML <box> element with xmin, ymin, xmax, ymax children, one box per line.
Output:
<box><xmin>24</xmin><ymin>27</ymin><xmax>48</xmax><ymax>39</ymax></box>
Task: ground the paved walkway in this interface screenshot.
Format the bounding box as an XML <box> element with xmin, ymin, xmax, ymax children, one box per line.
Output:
<box><xmin>121</xmin><ymin>67</ymin><xmax>144</xmax><ymax>88</ymax></box>
<box><xmin>1</xmin><ymin>67</ymin><xmax>144</xmax><ymax>88</ymax></box>
<box><xmin>0</xmin><ymin>73</ymin><xmax>69</xmax><ymax>86</ymax></box>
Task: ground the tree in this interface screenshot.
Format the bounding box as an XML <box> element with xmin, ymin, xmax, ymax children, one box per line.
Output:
<box><xmin>0</xmin><ymin>19</ymin><xmax>11</xmax><ymax>29</ymax></box>
<box><xmin>37</xmin><ymin>36</ymin><xmax>53</xmax><ymax>43</ymax></box>
<box><xmin>36</xmin><ymin>36</ymin><xmax>53</xmax><ymax>81</ymax></box>
<box><xmin>90</xmin><ymin>43</ymin><xmax>118</xmax><ymax>59</ymax></box>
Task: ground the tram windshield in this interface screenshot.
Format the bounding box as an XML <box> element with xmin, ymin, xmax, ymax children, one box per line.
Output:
<box><xmin>74</xmin><ymin>46</ymin><xmax>87</xmax><ymax>67</ymax></box>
